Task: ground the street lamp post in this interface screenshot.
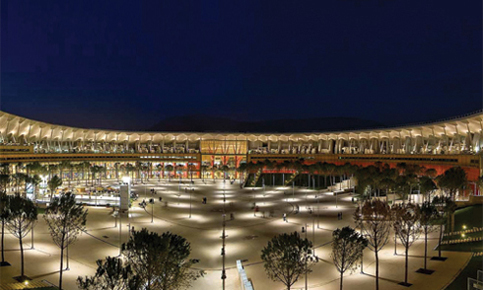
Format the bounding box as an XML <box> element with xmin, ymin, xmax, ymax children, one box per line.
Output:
<box><xmin>302</xmin><ymin>224</ymin><xmax>308</xmax><ymax>290</ymax></box>
<box><xmin>30</xmin><ymin>226</ymin><xmax>34</xmax><ymax>249</ymax></box>
<box><xmin>316</xmin><ymin>193</ymin><xmax>320</xmax><ymax>228</ymax></box>
<box><xmin>66</xmin><ymin>229</ymin><xmax>70</xmax><ymax>270</ymax></box>
<box><xmin>336</xmin><ymin>191</ymin><xmax>338</xmax><ymax>208</ymax></box>
<box><xmin>151</xmin><ymin>199</ymin><xmax>154</xmax><ymax>223</ymax></box>
<box><xmin>312</xmin><ymin>214</ymin><xmax>315</xmax><ymax>257</ymax></box>
<box><xmin>189</xmin><ymin>188</ymin><xmax>192</xmax><ymax>218</ymax></box>
<box><xmin>119</xmin><ymin>208</ymin><xmax>122</xmax><ymax>256</ymax></box>
<box><xmin>221</xmin><ymin>190</ymin><xmax>227</xmax><ymax>290</ymax></box>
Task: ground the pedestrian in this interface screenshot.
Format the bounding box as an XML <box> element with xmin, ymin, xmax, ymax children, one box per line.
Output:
<box><xmin>340</xmin><ymin>211</ymin><xmax>343</xmax><ymax>219</ymax></box>
<box><xmin>283</xmin><ymin>213</ymin><xmax>287</xmax><ymax>222</ymax></box>
<box><xmin>337</xmin><ymin>212</ymin><xmax>340</xmax><ymax>220</ymax></box>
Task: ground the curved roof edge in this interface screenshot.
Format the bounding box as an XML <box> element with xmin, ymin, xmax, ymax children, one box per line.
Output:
<box><xmin>1</xmin><ymin>109</ymin><xmax>483</xmax><ymax>142</ymax></box>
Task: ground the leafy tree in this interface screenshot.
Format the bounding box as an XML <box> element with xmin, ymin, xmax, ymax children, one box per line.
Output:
<box><xmin>437</xmin><ymin>167</ymin><xmax>467</xmax><ymax>200</ymax></box>
<box><xmin>392</xmin><ymin>203</ymin><xmax>421</xmax><ymax>286</ymax></box>
<box><xmin>90</xmin><ymin>165</ymin><xmax>104</xmax><ymax>186</ymax></box>
<box><xmin>122</xmin><ymin>229</ymin><xmax>203</xmax><ymax>290</ymax></box>
<box><xmin>44</xmin><ymin>193</ymin><xmax>88</xmax><ymax>290</ymax></box>
<box><xmin>0</xmin><ymin>195</ymin><xmax>11</xmax><ymax>266</ymax></box>
<box><xmin>165</xmin><ymin>165</ymin><xmax>174</xmax><ymax>181</ymax></box>
<box><xmin>0</xmin><ymin>174</ymin><xmax>10</xmax><ymax>196</ymax></box>
<box><xmin>419</xmin><ymin>176</ymin><xmax>437</xmax><ymax>203</ymax></box>
<box><xmin>418</xmin><ymin>201</ymin><xmax>437</xmax><ymax>272</ymax></box>
<box><xmin>6</xmin><ymin>195</ymin><xmax>38</xmax><ymax>280</ymax></box>
<box><xmin>27</xmin><ymin>174</ymin><xmax>42</xmax><ymax>200</ymax></box>
<box><xmin>354</xmin><ymin>200</ymin><xmax>391</xmax><ymax>290</ymax></box>
<box><xmin>331</xmin><ymin>226</ymin><xmax>368</xmax><ymax>290</ymax></box>
<box><xmin>77</xmin><ymin>256</ymin><xmax>142</xmax><ymax>290</ymax></box>
<box><xmin>261</xmin><ymin>231</ymin><xmax>316</xmax><ymax>290</ymax></box>
<box><xmin>47</xmin><ymin>175</ymin><xmax>63</xmax><ymax>201</ymax></box>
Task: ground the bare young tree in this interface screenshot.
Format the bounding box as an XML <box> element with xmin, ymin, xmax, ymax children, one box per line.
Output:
<box><xmin>44</xmin><ymin>192</ymin><xmax>88</xmax><ymax>290</ymax></box>
<box><xmin>0</xmin><ymin>195</ymin><xmax>11</xmax><ymax>266</ymax></box>
<box><xmin>261</xmin><ymin>231</ymin><xmax>317</xmax><ymax>290</ymax></box>
<box><xmin>6</xmin><ymin>195</ymin><xmax>38</xmax><ymax>281</ymax></box>
<box><xmin>418</xmin><ymin>201</ymin><xmax>437</xmax><ymax>274</ymax></box>
<box><xmin>331</xmin><ymin>226</ymin><xmax>368</xmax><ymax>290</ymax></box>
<box><xmin>393</xmin><ymin>203</ymin><xmax>421</xmax><ymax>286</ymax></box>
<box><xmin>431</xmin><ymin>196</ymin><xmax>455</xmax><ymax>260</ymax></box>
<box><xmin>354</xmin><ymin>200</ymin><xmax>391</xmax><ymax>290</ymax></box>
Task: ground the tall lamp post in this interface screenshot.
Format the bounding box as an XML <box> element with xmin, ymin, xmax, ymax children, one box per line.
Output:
<box><xmin>221</xmin><ymin>189</ymin><xmax>227</xmax><ymax>290</ymax></box>
<box><xmin>189</xmin><ymin>188</ymin><xmax>193</xmax><ymax>218</ymax></box>
<box><xmin>302</xmin><ymin>224</ymin><xmax>308</xmax><ymax>290</ymax></box>
<box><xmin>150</xmin><ymin>198</ymin><xmax>154</xmax><ymax>223</ymax></box>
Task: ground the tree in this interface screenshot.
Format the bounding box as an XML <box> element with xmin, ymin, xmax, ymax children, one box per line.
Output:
<box><xmin>165</xmin><ymin>165</ymin><xmax>174</xmax><ymax>181</ymax></box>
<box><xmin>261</xmin><ymin>231</ymin><xmax>316</xmax><ymax>290</ymax></box>
<box><xmin>354</xmin><ymin>200</ymin><xmax>391</xmax><ymax>290</ymax></box>
<box><xmin>419</xmin><ymin>176</ymin><xmax>437</xmax><ymax>203</ymax></box>
<box><xmin>392</xmin><ymin>203</ymin><xmax>421</xmax><ymax>286</ymax></box>
<box><xmin>331</xmin><ymin>226</ymin><xmax>368</xmax><ymax>290</ymax></box>
<box><xmin>437</xmin><ymin>167</ymin><xmax>466</xmax><ymax>231</ymax></box>
<box><xmin>437</xmin><ymin>167</ymin><xmax>467</xmax><ymax>200</ymax></box>
<box><xmin>27</xmin><ymin>175</ymin><xmax>42</xmax><ymax>200</ymax></box>
<box><xmin>59</xmin><ymin>161</ymin><xmax>72</xmax><ymax>188</ymax></box>
<box><xmin>418</xmin><ymin>201</ymin><xmax>437</xmax><ymax>273</ymax></box>
<box><xmin>0</xmin><ymin>174</ymin><xmax>10</xmax><ymax>196</ymax></box>
<box><xmin>48</xmin><ymin>175</ymin><xmax>63</xmax><ymax>201</ymax></box>
<box><xmin>77</xmin><ymin>256</ymin><xmax>142</xmax><ymax>290</ymax></box>
<box><xmin>0</xmin><ymin>195</ymin><xmax>11</xmax><ymax>266</ymax></box>
<box><xmin>90</xmin><ymin>165</ymin><xmax>103</xmax><ymax>186</ymax></box>
<box><xmin>122</xmin><ymin>229</ymin><xmax>203</xmax><ymax>290</ymax></box>
<box><xmin>432</xmin><ymin>196</ymin><xmax>456</xmax><ymax>259</ymax></box>
<box><xmin>44</xmin><ymin>193</ymin><xmax>88</xmax><ymax>290</ymax></box>
<box><xmin>6</xmin><ymin>195</ymin><xmax>38</xmax><ymax>281</ymax></box>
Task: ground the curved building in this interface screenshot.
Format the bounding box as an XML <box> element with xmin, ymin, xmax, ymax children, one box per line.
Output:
<box><xmin>0</xmin><ymin>110</ymin><xmax>481</xmax><ymax>182</ymax></box>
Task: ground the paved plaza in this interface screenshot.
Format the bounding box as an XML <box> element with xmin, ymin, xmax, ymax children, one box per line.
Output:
<box><xmin>0</xmin><ymin>179</ymin><xmax>472</xmax><ymax>289</ymax></box>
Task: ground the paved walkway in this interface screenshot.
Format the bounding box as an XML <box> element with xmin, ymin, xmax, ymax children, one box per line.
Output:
<box><xmin>0</xmin><ymin>179</ymin><xmax>473</xmax><ymax>289</ymax></box>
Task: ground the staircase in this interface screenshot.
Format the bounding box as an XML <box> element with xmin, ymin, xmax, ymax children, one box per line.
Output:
<box><xmin>249</xmin><ymin>168</ymin><xmax>263</xmax><ymax>187</ymax></box>
<box><xmin>284</xmin><ymin>171</ymin><xmax>300</xmax><ymax>186</ymax></box>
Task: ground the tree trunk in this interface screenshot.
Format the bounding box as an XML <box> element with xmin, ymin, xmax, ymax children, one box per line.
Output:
<box><xmin>1</xmin><ymin>221</ymin><xmax>5</xmax><ymax>263</ymax></box>
<box><xmin>19</xmin><ymin>235</ymin><xmax>24</xmax><ymax>277</ymax></box>
<box><xmin>59</xmin><ymin>243</ymin><xmax>64</xmax><ymax>290</ymax></box>
<box><xmin>375</xmin><ymin>250</ymin><xmax>379</xmax><ymax>290</ymax></box>
<box><xmin>438</xmin><ymin>224</ymin><xmax>443</xmax><ymax>258</ymax></box>
<box><xmin>451</xmin><ymin>213</ymin><xmax>455</xmax><ymax>233</ymax></box>
<box><xmin>424</xmin><ymin>229</ymin><xmax>428</xmax><ymax>270</ymax></box>
<box><xmin>340</xmin><ymin>272</ymin><xmax>344</xmax><ymax>290</ymax></box>
<box><xmin>404</xmin><ymin>244</ymin><xmax>409</xmax><ymax>284</ymax></box>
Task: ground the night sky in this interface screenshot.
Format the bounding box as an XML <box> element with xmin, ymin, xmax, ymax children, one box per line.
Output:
<box><xmin>1</xmin><ymin>1</ymin><xmax>481</xmax><ymax>131</ymax></box>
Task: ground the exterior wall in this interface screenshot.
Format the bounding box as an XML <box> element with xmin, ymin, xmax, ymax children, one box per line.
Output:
<box><xmin>0</xmin><ymin>110</ymin><xmax>482</xmax><ymax>181</ymax></box>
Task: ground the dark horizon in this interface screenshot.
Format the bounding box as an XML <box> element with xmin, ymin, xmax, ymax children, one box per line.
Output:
<box><xmin>1</xmin><ymin>0</ymin><xmax>481</xmax><ymax>130</ymax></box>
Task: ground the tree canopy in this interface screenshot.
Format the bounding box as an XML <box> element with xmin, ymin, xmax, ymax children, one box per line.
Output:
<box><xmin>261</xmin><ymin>231</ymin><xmax>316</xmax><ymax>290</ymax></box>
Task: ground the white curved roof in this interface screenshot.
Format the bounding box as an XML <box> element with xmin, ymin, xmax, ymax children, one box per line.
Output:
<box><xmin>1</xmin><ymin>110</ymin><xmax>482</xmax><ymax>143</ymax></box>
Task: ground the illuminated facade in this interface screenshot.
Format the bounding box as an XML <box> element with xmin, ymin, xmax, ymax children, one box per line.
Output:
<box><xmin>0</xmin><ymin>110</ymin><xmax>482</xmax><ymax>181</ymax></box>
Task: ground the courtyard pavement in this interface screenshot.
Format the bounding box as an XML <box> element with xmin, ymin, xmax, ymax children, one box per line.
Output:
<box><xmin>0</xmin><ymin>179</ymin><xmax>472</xmax><ymax>289</ymax></box>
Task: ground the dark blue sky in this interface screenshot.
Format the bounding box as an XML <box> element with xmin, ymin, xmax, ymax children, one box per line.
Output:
<box><xmin>1</xmin><ymin>0</ymin><xmax>481</xmax><ymax>130</ymax></box>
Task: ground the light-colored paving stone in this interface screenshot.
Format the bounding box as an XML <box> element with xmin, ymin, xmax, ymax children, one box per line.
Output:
<box><xmin>0</xmin><ymin>179</ymin><xmax>473</xmax><ymax>289</ymax></box>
